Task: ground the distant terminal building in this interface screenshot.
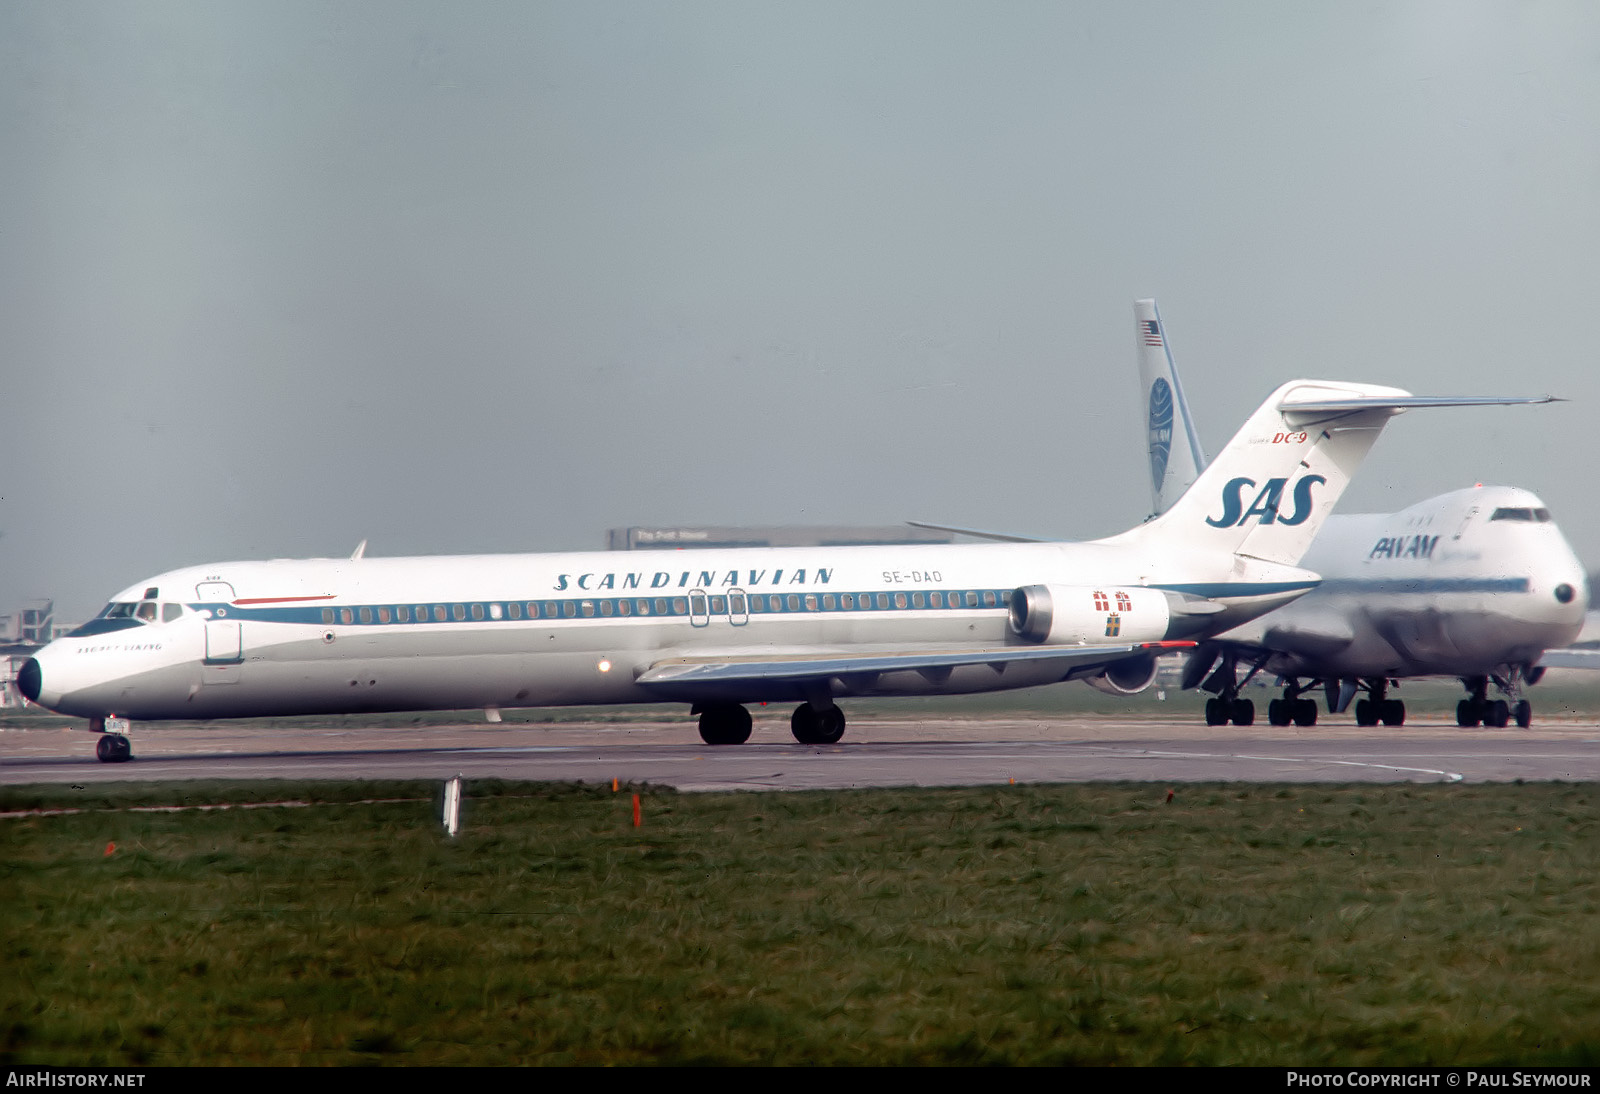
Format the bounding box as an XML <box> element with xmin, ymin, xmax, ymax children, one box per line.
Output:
<box><xmin>606</xmin><ymin>525</ymin><xmax>956</xmax><ymax>551</ymax></box>
<box><xmin>1</xmin><ymin>599</ymin><xmax>64</xmax><ymax>708</ymax></box>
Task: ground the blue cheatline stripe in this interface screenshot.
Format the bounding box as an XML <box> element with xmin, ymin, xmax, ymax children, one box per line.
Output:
<box><xmin>191</xmin><ymin>588</ymin><xmax>1020</xmax><ymax>627</ymax></box>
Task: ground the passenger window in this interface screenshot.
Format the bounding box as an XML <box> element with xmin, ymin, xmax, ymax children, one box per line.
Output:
<box><xmin>894</xmin><ymin>593</ymin><xmax>908</xmax><ymax>609</ymax></box>
<box><xmin>637</xmin><ymin>600</ymin><xmax>651</xmax><ymax>616</ymax></box>
<box><xmin>470</xmin><ymin>604</ymin><xmax>484</xmax><ymax>621</ymax></box>
<box><xmin>710</xmin><ymin>595</ymin><xmax>726</xmax><ymax>614</ymax></box>
<box><xmin>359</xmin><ymin>607</ymin><xmax>373</xmax><ymax>623</ymax></box>
<box><xmin>378</xmin><ymin>607</ymin><xmax>391</xmax><ymax>624</ymax></box>
<box><xmin>563</xmin><ymin>602</ymin><xmax>577</xmax><ymax>618</ymax></box>
<box><xmin>655</xmin><ymin>598</ymin><xmax>668</xmax><ymax>615</ymax></box>
<box><xmin>581</xmin><ymin>602</ymin><xmax>595</xmax><ymax>618</ymax></box>
<box><xmin>397</xmin><ymin>606</ymin><xmax>410</xmax><ymax>623</ymax></box>
<box><xmin>788</xmin><ymin>595</ymin><xmax>801</xmax><ymax>611</ymax></box>
<box><xmin>876</xmin><ymin>593</ymin><xmax>889</xmax><ymax>609</ymax></box>
<box><xmin>452</xmin><ymin>604</ymin><xmax>466</xmax><ymax>621</ymax></box>
<box><xmin>912</xmin><ymin>593</ymin><xmax>926</xmax><ymax>608</ymax></box>
<box><xmin>341</xmin><ymin>608</ymin><xmax>354</xmax><ymax>625</ymax></box>
<box><xmin>822</xmin><ymin>594</ymin><xmax>836</xmax><ymax>610</ymax></box>
<box><xmin>618</xmin><ymin>600</ymin><xmax>632</xmax><ymax>616</ymax></box>
<box><xmin>671</xmin><ymin>597</ymin><xmax>687</xmax><ymax>614</ymax></box>
<box><xmin>489</xmin><ymin>603</ymin><xmax>503</xmax><ymax>620</ymax></box>
<box><xmin>599</xmin><ymin>600</ymin><xmax>613</xmax><ymax>616</ymax></box>
<box><xmin>507</xmin><ymin>603</ymin><xmax>520</xmax><ymax>620</ymax></box>
<box><xmin>322</xmin><ymin>608</ymin><xmax>335</xmax><ymax>625</ymax></box>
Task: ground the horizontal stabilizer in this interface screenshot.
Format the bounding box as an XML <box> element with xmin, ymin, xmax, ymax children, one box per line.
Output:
<box><xmin>1281</xmin><ymin>394</ymin><xmax>1559</xmax><ymax>416</ymax></box>
<box><xmin>904</xmin><ymin>521</ymin><xmax>1044</xmax><ymax>544</ymax></box>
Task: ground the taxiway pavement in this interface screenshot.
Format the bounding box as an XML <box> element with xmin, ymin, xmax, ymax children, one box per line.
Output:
<box><xmin>4</xmin><ymin>716</ymin><xmax>1598</xmax><ymax>789</ymax></box>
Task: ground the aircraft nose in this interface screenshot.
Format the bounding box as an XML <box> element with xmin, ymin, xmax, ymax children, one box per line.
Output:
<box><xmin>17</xmin><ymin>657</ymin><xmax>42</xmax><ymax>703</ymax></box>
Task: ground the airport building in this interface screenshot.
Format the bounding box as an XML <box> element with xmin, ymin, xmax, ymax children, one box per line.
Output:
<box><xmin>1</xmin><ymin>599</ymin><xmax>63</xmax><ymax>708</ymax></box>
<box><xmin>606</xmin><ymin>525</ymin><xmax>955</xmax><ymax>550</ymax></box>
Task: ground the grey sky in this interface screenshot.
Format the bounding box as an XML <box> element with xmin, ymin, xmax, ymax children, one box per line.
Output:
<box><xmin>4</xmin><ymin>1</ymin><xmax>1598</xmax><ymax>622</ymax></box>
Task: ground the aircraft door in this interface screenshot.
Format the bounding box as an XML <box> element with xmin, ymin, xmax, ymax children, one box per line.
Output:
<box><xmin>204</xmin><ymin>620</ymin><xmax>243</xmax><ymax>665</ymax></box>
<box><xmin>689</xmin><ymin>590</ymin><xmax>710</xmax><ymax>627</ymax></box>
<box><xmin>728</xmin><ymin>588</ymin><xmax>749</xmax><ymax>626</ymax></box>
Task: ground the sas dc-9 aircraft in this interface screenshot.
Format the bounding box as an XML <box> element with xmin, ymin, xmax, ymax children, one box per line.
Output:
<box><xmin>1132</xmin><ymin>299</ymin><xmax>1586</xmax><ymax>728</ymax></box>
<box><xmin>20</xmin><ymin>345</ymin><xmax>1551</xmax><ymax>761</ymax></box>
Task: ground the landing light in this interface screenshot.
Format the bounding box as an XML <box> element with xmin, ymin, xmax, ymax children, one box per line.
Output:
<box><xmin>598</xmin><ymin>659</ymin><xmax>612</xmax><ymax>673</ymax></box>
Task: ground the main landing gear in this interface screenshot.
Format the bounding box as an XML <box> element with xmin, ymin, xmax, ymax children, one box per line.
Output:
<box><xmin>1191</xmin><ymin>647</ymin><xmax>1265</xmax><ymax>726</ymax></box>
<box><xmin>694</xmin><ymin>703</ymin><xmax>753</xmax><ymax>745</ymax></box>
<box><xmin>1455</xmin><ymin>670</ymin><xmax>1536</xmax><ymax>728</ymax></box>
<box><xmin>89</xmin><ymin>716</ymin><xmax>133</xmax><ymax>763</ymax></box>
<box><xmin>790</xmin><ymin>703</ymin><xmax>846</xmax><ymax>745</ymax></box>
<box><xmin>1266</xmin><ymin>678</ymin><xmax>1320</xmax><ymax>727</ymax></box>
<box><xmin>692</xmin><ymin>701</ymin><xmax>849</xmax><ymax>745</ymax></box>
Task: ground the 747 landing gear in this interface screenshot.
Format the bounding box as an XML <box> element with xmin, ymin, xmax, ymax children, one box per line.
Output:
<box><xmin>695</xmin><ymin>703</ymin><xmax>753</xmax><ymax>745</ymax></box>
<box><xmin>1456</xmin><ymin>672</ymin><xmax>1534</xmax><ymax>728</ymax></box>
<box><xmin>791</xmin><ymin>703</ymin><xmax>846</xmax><ymax>744</ymax></box>
<box><xmin>1267</xmin><ymin>678</ymin><xmax>1319</xmax><ymax>726</ymax></box>
<box><xmin>1196</xmin><ymin>648</ymin><xmax>1264</xmax><ymax>726</ymax></box>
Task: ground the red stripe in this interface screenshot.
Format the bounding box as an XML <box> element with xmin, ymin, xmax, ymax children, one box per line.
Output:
<box><xmin>231</xmin><ymin>594</ymin><xmax>337</xmax><ymax>605</ymax></box>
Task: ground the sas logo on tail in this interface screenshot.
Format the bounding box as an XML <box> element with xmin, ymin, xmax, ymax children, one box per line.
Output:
<box><xmin>1206</xmin><ymin>475</ymin><xmax>1327</xmax><ymax>528</ymax></box>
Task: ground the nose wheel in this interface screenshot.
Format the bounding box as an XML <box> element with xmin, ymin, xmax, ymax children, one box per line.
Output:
<box><xmin>95</xmin><ymin>734</ymin><xmax>132</xmax><ymax>763</ymax></box>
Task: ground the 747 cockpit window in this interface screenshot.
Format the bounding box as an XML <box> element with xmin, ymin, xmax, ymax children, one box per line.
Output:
<box><xmin>1489</xmin><ymin>507</ymin><xmax>1553</xmax><ymax>523</ymax></box>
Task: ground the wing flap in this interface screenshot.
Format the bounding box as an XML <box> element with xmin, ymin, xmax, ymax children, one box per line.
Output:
<box><xmin>636</xmin><ymin>642</ymin><xmax>1194</xmax><ymax>691</ymax></box>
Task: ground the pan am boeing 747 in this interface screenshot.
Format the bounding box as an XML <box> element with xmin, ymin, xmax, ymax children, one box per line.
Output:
<box><xmin>1132</xmin><ymin>299</ymin><xmax>1585</xmax><ymax>728</ymax></box>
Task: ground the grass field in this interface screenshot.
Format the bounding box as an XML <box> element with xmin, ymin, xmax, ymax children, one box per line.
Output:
<box><xmin>5</xmin><ymin>779</ymin><xmax>1599</xmax><ymax>1065</ymax></box>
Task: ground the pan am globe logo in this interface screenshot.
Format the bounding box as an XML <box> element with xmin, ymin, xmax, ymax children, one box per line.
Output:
<box><xmin>1148</xmin><ymin>378</ymin><xmax>1174</xmax><ymax>489</ymax></box>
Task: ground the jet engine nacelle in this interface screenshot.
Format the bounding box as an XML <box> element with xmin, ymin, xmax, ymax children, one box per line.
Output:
<box><xmin>1008</xmin><ymin>584</ymin><xmax>1172</xmax><ymax>645</ymax></box>
<box><xmin>1085</xmin><ymin>654</ymin><xmax>1161</xmax><ymax>696</ymax></box>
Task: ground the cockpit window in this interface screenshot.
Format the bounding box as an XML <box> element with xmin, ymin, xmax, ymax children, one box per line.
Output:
<box><xmin>163</xmin><ymin>602</ymin><xmax>182</xmax><ymax>623</ymax></box>
<box><xmin>1489</xmin><ymin>507</ymin><xmax>1552</xmax><ymax>523</ymax></box>
<box><xmin>135</xmin><ymin>602</ymin><xmax>157</xmax><ymax>622</ymax></box>
<box><xmin>69</xmin><ymin>602</ymin><xmax>147</xmax><ymax>637</ymax></box>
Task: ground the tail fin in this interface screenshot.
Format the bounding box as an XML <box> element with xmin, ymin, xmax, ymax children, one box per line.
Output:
<box><xmin>1106</xmin><ymin>381</ymin><xmax>1557</xmax><ymax>567</ymax></box>
<box><xmin>1106</xmin><ymin>380</ymin><xmax>1413</xmax><ymax>567</ymax></box>
<box><xmin>1135</xmin><ymin>299</ymin><xmax>1205</xmax><ymax>516</ymax></box>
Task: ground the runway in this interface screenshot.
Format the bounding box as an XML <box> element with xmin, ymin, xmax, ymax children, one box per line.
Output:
<box><xmin>5</xmin><ymin>715</ymin><xmax>1600</xmax><ymax>790</ymax></box>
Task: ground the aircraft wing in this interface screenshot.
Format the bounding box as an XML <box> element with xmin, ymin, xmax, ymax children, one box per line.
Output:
<box><xmin>637</xmin><ymin>641</ymin><xmax>1194</xmax><ymax>697</ymax></box>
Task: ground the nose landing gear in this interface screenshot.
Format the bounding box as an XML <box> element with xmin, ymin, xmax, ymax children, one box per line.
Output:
<box><xmin>89</xmin><ymin>717</ymin><xmax>133</xmax><ymax>763</ymax></box>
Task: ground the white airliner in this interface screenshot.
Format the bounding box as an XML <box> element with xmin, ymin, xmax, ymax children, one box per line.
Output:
<box><xmin>19</xmin><ymin>361</ymin><xmax>1549</xmax><ymax>761</ymax></box>
<box><xmin>1132</xmin><ymin>299</ymin><xmax>1586</xmax><ymax>729</ymax></box>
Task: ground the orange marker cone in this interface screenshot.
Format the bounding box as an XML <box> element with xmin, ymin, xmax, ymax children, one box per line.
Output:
<box><xmin>104</xmin><ymin>842</ymin><xmax>116</xmax><ymax>857</ymax></box>
<box><xmin>612</xmin><ymin>777</ymin><xmax>619</xmax><ymax>792</ymax></box>
<box><xmin>632</xmin><ymin>793</ymin><xmax>641</xmax><ymax>828</ymax></box>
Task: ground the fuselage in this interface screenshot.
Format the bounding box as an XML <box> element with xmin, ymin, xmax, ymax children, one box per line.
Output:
<box><xmin>19</xmin><ymin>538</ymin><xmax>1314</xmax><ymax>722</ymax></box>
<box><xmin>1218</xmin><ymin>485</ymin><xmax>1587</xmax><ymax>679</ymax></box>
